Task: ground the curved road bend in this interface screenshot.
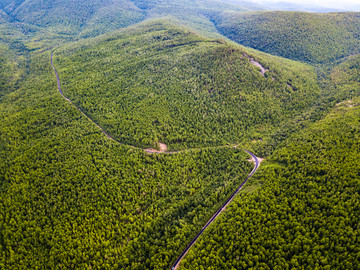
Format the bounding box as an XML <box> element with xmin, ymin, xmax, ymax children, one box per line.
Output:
<box><xmin>51</xmin><ymin>52</ymin><xmax>251</xmax><ymax>155</ymax></box>
<box><xmin>51</xmin><ymin>51</ymin><xmax>262</xmax><ymax>268</ymax></box>
<box><xmin>171</xmin><ymin>150</ymin><xmax>260</xmax><ymax>270</ymax></box>
<box><xmin>51</xmin><ymin>52</ymin><xmax>179</xmax><ymax>153</ymax></box>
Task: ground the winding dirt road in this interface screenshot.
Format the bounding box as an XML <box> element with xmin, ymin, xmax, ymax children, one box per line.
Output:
<box><xmin>51</xmin><ymin>51</ymin><xmax>261</xmax><ymax>269</ymax></box>
<box><xmin>51</xmin><ymin>52</ymin><xmax>121</xmax><ymax>142</ymax></box>
<box><xmin>171</xmin><ymin>150</ymin><xmax>260</xmax><ymax>270</ymax></box>
<box><xmin>51</xmin><ymin>51</ymin><xmax>183</xmax><ymax>154</ymax></box>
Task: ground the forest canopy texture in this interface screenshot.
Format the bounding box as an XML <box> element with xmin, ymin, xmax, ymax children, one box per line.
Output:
<box><xmin>0</xmin><ymin>0</ymin><xmax>359</xmax><ymax>269</ymax></box>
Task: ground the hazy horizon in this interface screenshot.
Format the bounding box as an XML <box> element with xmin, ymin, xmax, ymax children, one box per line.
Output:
<box><xmin>252</xmin><ymin>0</ymin><xmax>360</xmax><ymax>10</ymax></box>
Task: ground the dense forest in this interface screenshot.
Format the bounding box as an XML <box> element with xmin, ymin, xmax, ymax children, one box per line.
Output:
<box><xmin>0</xmin><ymin>50</ymin><xmax>254</xmax><ymax>269</ymax></box>
<box><xmin>180</xmin><ymin>95</ymin><xmax>360</xmax><ymax>269</ymax></box>
<box><xmin>1</xmin><ymin>0</ymin><xmax>146</xmax><ymax>37</ymax></box>
<box><xmin>0</xmin><ymin>0</ymin><xmax>261</xmax><ymax>39</ymax></box>
<box><xmin>213</xmin><ymin>11</ymin><xmax>360</xmax><ymax>63</ymax></box>
<box><xmin>1</xmin><ymin>0</ymin><xmax>360</xmax><ymax>269</ymax></box>
<box><xmin>54</xmin><ymin>21</ymin><xmax>319</xmax><ymax>150</ymax></box>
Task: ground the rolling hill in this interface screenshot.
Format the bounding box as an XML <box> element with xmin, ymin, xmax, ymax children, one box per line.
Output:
<box><xmin>0</xmin><ymin>17</ymin><xmax>323</xmax><ymax>270</ymax></box>
<box><xmin>53</xmin><ymin>20</ymin><xmax>319</xmax><ymax>150</ymax></box>
<box><xmin>4</xmin><ymin>0</ymin><xmax>146</xmax><ymax>37</ymax></box>
<box><xmin>177</xmin><ymin>47</ymin><xmax>360</xmax><ymax>269</ymax></box>
<box><xmin>213</xmin><ymin>11</ymin><xmax>360</xmax><ymax>63</ymax></box>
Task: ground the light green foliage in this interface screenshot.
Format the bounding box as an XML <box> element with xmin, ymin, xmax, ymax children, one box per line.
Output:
<box><xmin>214</xmin><ymin>11</ymin><xmax>360</xmax><ymax>64</ymax></box>
<box><xmin>331</xmin><ymin>54</ymin><xmax>360</xmax><ymax>85</ymax></box>
<box><xmin>54</xmin><ymin>21</ymin><xmax>319</xmax><ymax>150</ymax></box>
<box><xmin>0</xmin><ymin>1</ymin><xmax>360</xmax><ymax>269</ymax></box>
<box><xmin>0</xmin><ymin>51</ymin><xmax>252</xmax><ymax>269</ymax></box>
<box><xmin>181</xmin><ymin>96</ymin><xmax>360</xmax><ymax>269</ymax></box>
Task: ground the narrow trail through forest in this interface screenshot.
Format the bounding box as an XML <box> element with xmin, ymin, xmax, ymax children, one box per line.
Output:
<box><xmin>51</xmin><ymin>52</ymin><xmax>122</xmax><ymax>143</ymax></box>
<box><xmin>52</xmin><ymin>51</ymin><xmax>194</xmax><ymax>154</ymax></box>
<box><xmin>50</xmin><ymin>51</ymin><xmax>261</xmax><ymax>270</ymax></box>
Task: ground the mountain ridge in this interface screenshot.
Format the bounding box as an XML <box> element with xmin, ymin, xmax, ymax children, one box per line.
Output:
<box><xmin>212</xmin><ymin>11</ymin><xmax>360</xmax><ymax>64</ymax></box>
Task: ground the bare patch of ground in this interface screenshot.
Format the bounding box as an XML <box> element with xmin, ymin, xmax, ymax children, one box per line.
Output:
<box><xmin>144</xmin><ymin>142</ymin><xmax>168</xmax><ymax>153</ymax></box>
<box><xmin>336</xmin><ymin>100</ymin><xmax>354</xmax><ymax>107</ymax></box>
<box><xmin>250</xmin><ymin>59</ymin><xmax>267</xmax><ymax>75</ymax></box>
<box><xmin>159</xmin><ymin>142</ymin><xmax>167</xmax><ymax>152</ymax></box>
<box><xmin>248</xmin><ymin>156</ymin><xmax>264</xmax><ymax>165</ymax></box>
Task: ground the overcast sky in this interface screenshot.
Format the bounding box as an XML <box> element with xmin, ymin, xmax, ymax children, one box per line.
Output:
<box><xmin>252</xmin><ymin>0</ymin><xmax>360</xmax><ymax>10</ymax></box>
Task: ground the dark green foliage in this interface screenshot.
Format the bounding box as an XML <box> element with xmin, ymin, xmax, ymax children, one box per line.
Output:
<box><xmin>130</xmin><ymin>0</ymin><xmax>262</xmax><ymax>36</ymax></box>
<box><xmin>54</xmin><ymin>21</ymin><xmax>319</xmax><ymax>150</ymax></box>
<box><xmin>1</xmin><ymin>0</ymin><xmax>261</xmax><ymax>40</ymax></box>
<box><xmin>0</xmin><ymin>33</ymin><xmax>28</xmax><ymax>100</ymax></box>
<box><xmin>213</xmin><ymin>11</ymin><xmax>360</xmax><ymax>64</ymax></box>
<box><xmin>327</xmin><ymin>53</ymin><xmax>360</xmax><ymax>105</ymax></box>
<box><xmin>249</xmin><ymin>53</ymin><xmax>360</xmax><ymax>157</ymax></box>
<box><xmin>7</xmin><ymin>0</ymin><xmax>146</xmax><ymax>37</ymax></box>
<box><xmin>180</xmin><ymin>96</ymin><xmax>360</xmax><ymax>269</ymax></box>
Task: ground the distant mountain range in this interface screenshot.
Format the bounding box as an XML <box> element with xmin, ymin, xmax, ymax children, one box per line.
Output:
<box><xmin>262</xmin><ymin>1</ymin><xmax>346</xmax><ymax>12</ymax></box>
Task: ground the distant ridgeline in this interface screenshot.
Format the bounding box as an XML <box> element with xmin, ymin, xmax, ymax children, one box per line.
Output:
<box><xmin>213</xmin><ymin>11</ymin><xmax>360</xmax><ymax>64</ymax></box>
<box><xmin>0</xmin><ymin>0</ymin><xmax>262</xmax><ymax>39</ymax></box>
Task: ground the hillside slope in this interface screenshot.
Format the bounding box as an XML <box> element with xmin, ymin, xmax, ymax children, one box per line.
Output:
<box><xmin>53</xmin><ymin>21</ymin><xmax>320</xmax><ymax>150</ymax></box>
<box><xmin>328</xmin><ymin>53</ymin><xmax>360</xmax><ymax>103</ymax></box>
<box><xmin>0</xmin><ymin>44</ymin><xmax>255</xmax><ymax>269</ymax></box>
<box><xmin>213</xmin><ymin>11</ymin><xmax>360</xmax><ymax>64</ymax></box>
<box><xmin>180</xmin><ymin>94</ymin><xmax>360</xmax><ymax>269</ymax></box>
<box><xmin>331</xmin><ymin>54</ymin><xmax>360</xmax><ymax>86</ymax></box>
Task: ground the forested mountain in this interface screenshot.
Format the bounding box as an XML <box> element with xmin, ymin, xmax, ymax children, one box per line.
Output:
<box><xmin>178</xmin><ymin>44</ymin><xmax>360</xmax><ymax>270</ymax></box>
<box><xmin>0</xmin><ymin>0</ymin><xmax>261</xmax><ymax>39</ymax></box>
<box><xmin>1</xmin><ymin>0</ymin><xmax>146</xmax><ymax>37</ymax></box>
<box><xmin>129</xmin><ymin>0</ymin><xmax>261</xmax><ymax>37</ymax></box>
<box><xmin>261</xmin><ymin>2</ymin><xmax>344</xmax><ymax>13</ymax></box>
<box><xmin>331</xmin><ymin>54</ymin><xmax>360</xmax><ymax>86</ymax></box>
<box><xmin>329</xmin><ymin>53</ymin><xmax>360</xmax><ymax>103</ymax></box>
<box><xmin>213</xmin><ymin>11</ymin><xmax>360</xmax><ymax>63</ymax></box>
<box><xmin>0</xmin><ymin>0</ymin><xmax>359</xmax><ymax>269</ymax></box>
<box><xmin>53</xmin><ymin>21</ymin><xmax>319</xmax><ymax>150</ymax></box>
